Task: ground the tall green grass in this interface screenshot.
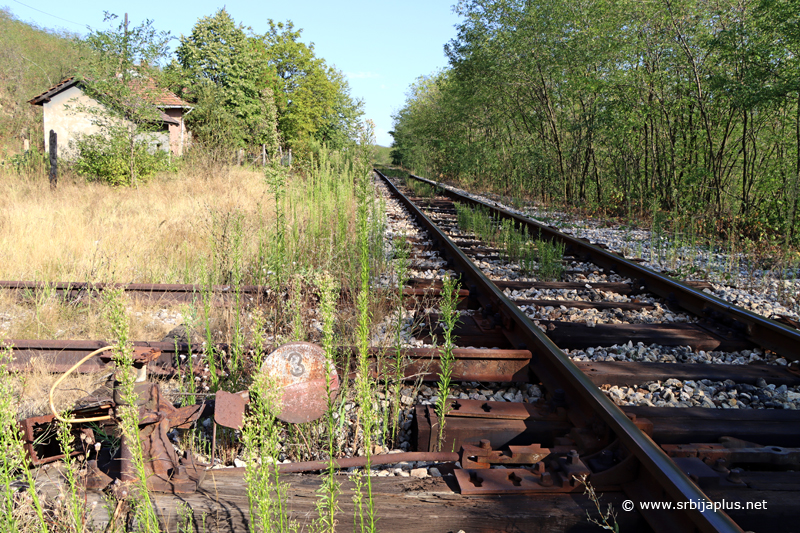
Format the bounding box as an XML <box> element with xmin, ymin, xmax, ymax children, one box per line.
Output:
<box><xmin>314</xmin><ymin>274</ymin><xmax>341</xmax><ymax>532</ymax></box>
<box><xmin>353</xmin><ymin>140</ymin><xmax>378</xmax><ymax>533</ymax></box>
<box><xmin>0</xmin><ymin>342</ymin><xmax>48</xmax><ymax>533</ymax></box>
<box><xmin>389</xmin><ymin>235</ymin><xmax>410</xmax><ymax>445</ymax></box>
<box><xmin>435</xmin><ymin>274</ymin><xmax>460</xmax><ymax>450</ymax></box>
<box><xmin>104</xmin><ymin>288</ymin><xmax>160</xmax><ymax>530</ymax></box>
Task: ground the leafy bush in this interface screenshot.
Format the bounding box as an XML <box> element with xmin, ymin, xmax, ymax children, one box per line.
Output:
<box><xmin>4</xmin><ymin>147</ymin><xmax>46</xmax><ymax>175</ymax></box>
<box><xmin>73</xmin><ymin>130</ymin><xmax>172</xmax><ymax>186</ymax></box>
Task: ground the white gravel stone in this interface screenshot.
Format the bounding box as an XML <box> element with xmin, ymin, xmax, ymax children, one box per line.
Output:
<box><xmin>410</xmin><ymin>468</ymin><xmax>428</xmax><ymax>478</ymax></box>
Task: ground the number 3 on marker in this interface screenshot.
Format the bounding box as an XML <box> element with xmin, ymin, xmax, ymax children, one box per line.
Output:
<box><xmin>287</xmin><ymin>352</ymin><xmax>305</xmax><ymax>376</ymax></box>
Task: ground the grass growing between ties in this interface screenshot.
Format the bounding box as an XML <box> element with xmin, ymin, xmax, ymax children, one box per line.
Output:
<box><xmin>242</xmin><ymin>370</ymin><xmax>297</xmax><ymax>533</ymax></box>
<box><xmin>455</xmin><ymin>203</ymin><xmax>565</xmax><ymax>281</ymax></box>
<box><xmin>55</xmin><ymin>418</ymin><xmax>88</xmax><ymax>532</ymax></box>
<box><xmin>389</xmin><ymin>235</ymin><xmax>410</xmax><ymax>445</ymax></box>
<box><xmin>403</xmin><ymin>176</ymin><xmax>436</xmax><ymax>198</ymax></box>
<box><xmin>353</xmin><ymin>138</ymin><xmax>379</xmax><ymax>533</ymax></box>
<box><xmin>535</xmin><ymin>238</ymin><xmax>566</xmax><ymax>281</ymax></box>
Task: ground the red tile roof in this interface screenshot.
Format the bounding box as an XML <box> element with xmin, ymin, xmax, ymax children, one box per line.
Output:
<box><xmin>135</xmin><ymin>77</ymin><xmax>191</xmax><ymax>107</ymax></box>
<box><xmin>29</xmin><ymin>76</ymin><xmax>192</xmax><ymax>108</ymax></box>
<box><xmin>28</xmin><ymin>77</ymin><xmax>79</xmax><ymax>105</ymax></box>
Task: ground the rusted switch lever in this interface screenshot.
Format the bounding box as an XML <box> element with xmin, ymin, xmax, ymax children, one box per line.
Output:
<box><xmin>24</xmin><ymin>345</ymin><xmax>205</xmax><ymax>496</ymax></box>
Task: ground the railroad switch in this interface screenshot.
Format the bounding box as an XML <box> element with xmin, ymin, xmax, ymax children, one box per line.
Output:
<box><xmin>20</xmin><ymin>342</ymin><xmax>338</xmax><ymax>496</ymax></box>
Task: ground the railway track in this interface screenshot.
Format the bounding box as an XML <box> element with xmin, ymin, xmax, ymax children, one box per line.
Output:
<box><xmin>375</xmin><ymin>169</ymin><xmax>800</xmax><ymax>533</ymax></box>
<box><xmin>4</xmin><ymin>169</ymin><xmax>800</xmax><ymax>532</ymax></box>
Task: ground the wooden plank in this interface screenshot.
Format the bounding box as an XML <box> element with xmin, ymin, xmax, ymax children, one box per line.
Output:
<box><xmin>416</xmin><ymin>315</ymin><xmax>514</xmax><ymax>349</ymax></box>
<box><xmin>684</xmin><ymin>280</ymin><xmax>715</xmax><ymax>290</ymax></box>
<box><xmin>538</xmin><ymin>321</ymin><xmax>750</xmax><ymax>351</ymax></box>
<box><xmin>33</xmin><ymin>467</ymin><xmax>647</xmax><ymax>533</ymax></box>
<box><xmin>577</xmin><ymin>361</ymin><xmax>800</xmax><ymax>387</ymax></box>
<box><xmin>625</xmin><ymin>406</ymin><xmax>800</xmax><ymax>446</ymax></box>
<box><xmin>418</xmin><ymin>332</ymin><xmax>513</xmax><ymax>349</ymax></box>
<box><xmin>738</xmin><ymin>471</ymin><xmax>800</xmax><ymax>491</ymax></box>
<box><xmin>704</xmin><ymin>487</ymin><xmax>799</xmax><ymax>532</ymax></box>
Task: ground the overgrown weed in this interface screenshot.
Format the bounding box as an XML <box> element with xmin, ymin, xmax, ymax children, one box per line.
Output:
<box><xmin>434</xmin><ymin>274</ymin><xmax>460</xmax><ymax>451</ymax></box>
<box><xmin>104</xmin><ymin>288</ymin><xmax>160</xmax><ymax>529</ymax></box>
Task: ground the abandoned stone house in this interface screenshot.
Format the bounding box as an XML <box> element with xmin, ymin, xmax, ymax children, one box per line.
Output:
<box><xmin>28</xmin><ymin>77</ymin><xmax>193</xmax><ymax>157</ymax></box>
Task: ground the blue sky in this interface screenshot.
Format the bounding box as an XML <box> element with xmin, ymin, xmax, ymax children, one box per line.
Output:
<box><xmin>7</xmin><ymin>0</ymin><xmax>462</xmax><ymax>146</ymax></box>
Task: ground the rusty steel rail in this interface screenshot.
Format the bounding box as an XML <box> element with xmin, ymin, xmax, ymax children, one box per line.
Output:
<box><xmin>408</xmin><ymin>173</ymin><xmax>800</xmax><ymax>359</ymax></box>
<box><xmin>0</xmin><ymin>280</ymin><xmax>269</xmax><ymax>302</ymax></box>
<box><xmin>0</xmin><ymin>280</ymin><xmax>434</xmax><ymax>309</ymax></box>
<box><xmin>376</xmin><ymin>169</ymin><xmax>743</xmax><ymax>533</ymax></box>
<box><xmin>1</xmin><ymin>338</ymin><xmax>533</xmax><ymax>384</ymax></box>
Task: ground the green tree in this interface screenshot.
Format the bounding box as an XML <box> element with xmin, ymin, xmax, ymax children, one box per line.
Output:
<box><xmin>75</xmin><ymin>12</ymin><xmax>172</xmax><ymax>185</ymax></box>
<box><xmin>260</xmin><ymin>20</ymin><xmax>363</xmax><ymax>151</ymax></box>
<box><xmin>754</xmin><ymin>0</ymin><xmax>800</xmax><ymax>241</ymax></box>
<box><xmin>174</xmin><ymin>8</ymin><xmax>280</xmax><ymax>153</ymax></box>
<box><xmin>392</xmin><ymin>0</ymin><xmax>800</xmax><ymax>242</ymax></box>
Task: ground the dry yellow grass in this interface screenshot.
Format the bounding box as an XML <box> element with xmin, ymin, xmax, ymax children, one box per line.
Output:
<box><xmin>12</xmin><ymin>355</ymin><xmax>106</xmax><ymax>419</ymax></box>
<box><xmin>9</xmin><ymin>354</ymin><xmax>186</xmax><ymax>421</ymax></box>
<box><xmin>0</xmin><ymin>289</ymin><xmax>191</xmax><ymax>340</ymax></box>
<box><xmin>0</xmin><ymin>166</ymin><xmax>274</xmax><ymax>284</ymax></box>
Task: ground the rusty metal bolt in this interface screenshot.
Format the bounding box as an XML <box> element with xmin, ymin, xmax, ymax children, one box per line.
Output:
<box><xmin>727</xmin><ymin>468</ymin><xmax>744</xmax><ymax>484</ymax></box>
<box><xmin>567</xmin><ymin>450</ymin><xmax>580</xmax><ymax>465</ymax></box>
<box><xmin>712</xmin><ymin>458</ymin><xmax>729</xmax><ymax>473</ymax></box>
<box><xmin>533</xmin><ymin>461</ymin><xmax>546</xmax><ymax>475</ymax></box>
<box><xmin>539</xmin><ymin>471</ymin><xmax>553</xmax><ymax>487</ymax></box>
<box><xmin>480</xmin><ymin>439</ymin><xmax>491</xmax><ymax>450</ymax></box>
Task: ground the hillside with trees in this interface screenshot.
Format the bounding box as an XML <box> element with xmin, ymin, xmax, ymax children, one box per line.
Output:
<box><xmin>0</xmin><ymin>8</ymin><xmax>362</xmax><ymax>169</ymax></box>
<box><xmin>0</xmin><ymin>9</ymin><xmax>80</xmax><ymax>158</ymax></box>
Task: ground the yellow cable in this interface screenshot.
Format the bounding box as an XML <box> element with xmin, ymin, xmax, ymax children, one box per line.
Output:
<box><xmin>49</xmin><ymin>345</ymin><xmax>116</xmax><ymax>424</ymax></box>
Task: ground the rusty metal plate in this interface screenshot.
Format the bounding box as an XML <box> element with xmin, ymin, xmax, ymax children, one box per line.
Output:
<box><xmin>447</xmin><ymin>399</ymin><xmax>539</xmax><ymax>420</ymax></box>
<box><xmin>260</xmin><ymin>342</ymin><xmax>339</xmax><ymax>423</ymax></box>
<box><xmin>454</xmin><ymin>466</ymin><xmax>586</xmax><ymax>495</ymax></box>
<box><xmin>460</xmin><ymin>442</ymin><xmax>551</xmax><ymax>469</ymax></box>
<box><xmin>215</xmin><ymin>390</ymin><xmax>249</xmax><ymax>430</ymax></box>
<box><xmin>455</xmin><ymin>468</ymin><xmax>556</xmax><ymax>495</ymax></box>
